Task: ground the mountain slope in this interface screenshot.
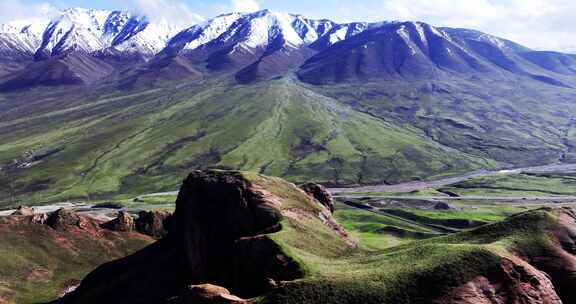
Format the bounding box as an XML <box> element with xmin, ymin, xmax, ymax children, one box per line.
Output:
<box><xmin>0</xmin><ymin>8</ymin><xmax>199</xmax><ymax>88</ymax></box>
<box><xmin>0</xmin><ymin>77</ymin><xmax>489</xmax><ymax>204</ymax></box>
<box><xmin>298</xmin><ymin>21</ymin><xmax>576</xmax><ymax>85</ymax></box>
<box><xmin>159</xmin><ymin>10</ymin><xmax>364</xmax><ymax>83</ymax></box>
<box><xmin>32</xmin><ymin>8</ymin><xmax>193</xmax><ymax>59</ymax></box>
<box><xmin>4</xmin><ymin>9</ymin><xmax>576</xmax><ymax>202</ymax></box>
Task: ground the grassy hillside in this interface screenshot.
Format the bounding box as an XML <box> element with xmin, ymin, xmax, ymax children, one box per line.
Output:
<box><xmin>220</xmin><ymin>172</ymin><xmax>570</xmax><ymax>303</ymax></box>
<box><xmin>0</xmin><ymin>216</ymin><xmax>153</xmax><ymax>303</ymax></box>
<box><xmin>0</xmin><ymin>78</ymin><xmax>490</xmax><ymax>205</ymax></box>
<box><xmin>263</xmin><ymin>204</ymin><xmax>565</xmax><ymax>303</ymax></box>
<box><xmin>311</xmin><ymin>79</ymin><xmax>576</xmax><ymax>166</ymax></box>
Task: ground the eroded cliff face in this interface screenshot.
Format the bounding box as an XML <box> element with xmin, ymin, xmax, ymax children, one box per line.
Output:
<box><xmin>529</xmin><ymin>209</ymin><xmax>576</xmax><ymax>303</ymax></box>
<box><xmin>56</xmin><ymin>170</ymin><xmax>350</xmax><ymax>304</ymax></box>
<box><xmin>437</xmin><ymin>257</ymin><xmax>562</xmax><ymax>304</ymax></box>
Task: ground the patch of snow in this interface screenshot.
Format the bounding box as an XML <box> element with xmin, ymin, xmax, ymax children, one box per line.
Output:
<box><xmin>413</xmin><ymin>22</ymin><xmax>428</xmax><ymax>47</ymax></box>
<box><xmin>328</xmin><ymin>26</ymin><xmax>348</xmax><ymax>44</ymax></box>
<box><xmin>396</xmin><ymin>25</ymin><xmax>417</xmax><ymax>55</ymax></box>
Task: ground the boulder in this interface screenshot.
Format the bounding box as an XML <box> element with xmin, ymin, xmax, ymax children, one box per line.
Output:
<box><xmin>135</xmin><ymin>211</ymin><xmax>171</xmax><ymax>239</ymax></box>
<box><xmin>433</xmin><ymin>201</ymin><xmax>454</xmax><ymax>210</ymax></box>
<box><xmin>171</xmin><ymin>284</ymin><xmax>246</xmax><ymax>304</ymax></box>
<box><xmin>299</xmin><ymin>183</ymin><xmax>334</xmax><ymax>213</ymax></box>
<box><xmin>103</xmin><ymin>211</ymin><xmax>135</xmax><ymax>232</ymax></box>
<box><xmin>12</xmin><ymin>206</ymin><xmax>35</xmax><ymax>216</ymax></box>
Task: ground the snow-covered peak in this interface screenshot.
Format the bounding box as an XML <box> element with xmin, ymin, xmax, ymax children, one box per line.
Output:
<box><xmin>0</xmin><ymin>7</ymin><xmax>200</xmax><ymax>59</ymax></box>
<box><xmin>0</xmin><ymin>17</ymin><xmax>50</xmax><ymax>55</ymax></box>
<box><xmin>168</xmin><ymin>9</ymin><xmax>344</xmax><ymax>54</ymax></box>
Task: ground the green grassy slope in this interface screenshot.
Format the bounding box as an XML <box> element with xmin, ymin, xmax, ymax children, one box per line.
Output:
<box><xmin>263</xmin><ymin>203</ymin><xmax>562</xmax><ymax>303</ymax></box>
<box><xmin>0</xmin><ymin>78</ymin><xmax>490</xmax><ymax>205</ymax></box>
<box><xmin>334</xmin><ymin>204</ymin><xmax>439</xmax><ymax>250</ymax></box>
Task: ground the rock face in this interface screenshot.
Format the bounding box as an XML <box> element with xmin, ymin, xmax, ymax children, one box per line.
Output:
<box><xmin>56</xmin><ymin>170</ymin><xmax>336</xmax><ymax>304</ymax></box>
<box><xmin>437</xmin><ymin>257</ymin><xmax>562</xmax><ymax>304</ymax></box>
<box><xmin>299</xmin><ymin>182</ymin><xmax>334</xmax><ymax>213</ymax></box>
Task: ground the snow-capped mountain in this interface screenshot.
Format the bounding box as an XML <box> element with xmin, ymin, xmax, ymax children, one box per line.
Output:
<box><xmin>157</xmin><ymin>10</ymin><xmax>373</xmax><ymax>82</ymax></box>
<box><xmin>0</xmin><ymin>8</ymin><xmax>199</xmax><ymax>61</ymax></box>
<box><xmin>33</xmin><ymin>8</ymin><xmax>191</xmax><ymax>59</ymax></box>
<box><xmin>161</xmin><ymin>10</ymin><xmax>381</xmax><ymax>57</ymax></box>
<box><xmin>3</xmin><ymin>7</ymin><xmax>576</xmax><ymax>90</ymax></box>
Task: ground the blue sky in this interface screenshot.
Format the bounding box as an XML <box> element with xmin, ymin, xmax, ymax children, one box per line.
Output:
<box><xmin>4</xmin><ymin>0</ymin><xmax>576</xmax><ymax>52</ymax></box>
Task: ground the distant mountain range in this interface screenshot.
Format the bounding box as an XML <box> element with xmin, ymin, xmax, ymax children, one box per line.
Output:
<box><xmin>2</xmin><ymin>8</ymin><xmax>576</xmax><ymax>203</ymax></box>
<box><xmin>2</xmin><ymin>8</ymin><xmax>576</xmax><ymax>87</ymax></box>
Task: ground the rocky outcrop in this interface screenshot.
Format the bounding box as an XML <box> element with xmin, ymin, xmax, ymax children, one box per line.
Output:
<box><xmin>102</xmin><ymin>211</ymin><xmax>135</xmax><ymax>232</ymax></box>
<box><xmin>55</xmin><ymin>170</ymin><xmax>350</xmax><ymax>304</ymax></box>
<box><xmin>135</xmin><ymin>211</ymin><xmax>171</xmax><ymax>239</ymax></box>
<box><xmin>46</xmin><ymin>208</ymin><xmax>89</xmax><ymax>231</ymax></box>
<box><xmin>299</xmin><ymin>182</ymin><xmax>334</xmax><ymax>213</ymax></box>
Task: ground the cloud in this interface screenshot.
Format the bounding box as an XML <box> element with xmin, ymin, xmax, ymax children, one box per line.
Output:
<box><xmin>374</xmin><ymin>0</ymin><xmax>576</xmax><ymax>52</ymax></box>
<box><xmin>0</xmin><ymin>0</ymin><xmax>56</xmax><ymax>24</ymax></box>
<box><xmin>230</xmin><ymin>0</ymin><xmax>261</xmax><ymax>12</ymax></box>
<box><xmin>128</xmin><ymin>0</ymin><xmax>204</xmax><ymax>27</ymax></box>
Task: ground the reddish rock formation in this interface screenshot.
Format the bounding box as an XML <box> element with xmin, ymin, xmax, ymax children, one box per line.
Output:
<box><xmin>43</xmin><ymin>172</ymin><xmax>576</xmax><ymax>304</ymax></box>
<box><xmin>437</xmin><ymin>257</ymin><xmax>562</xmax><ymax>304</ymax></box>
<box><xmin>299</xmin><ymin>182</ymin><xmax>334</xmax><ymax>213</ymax></box>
